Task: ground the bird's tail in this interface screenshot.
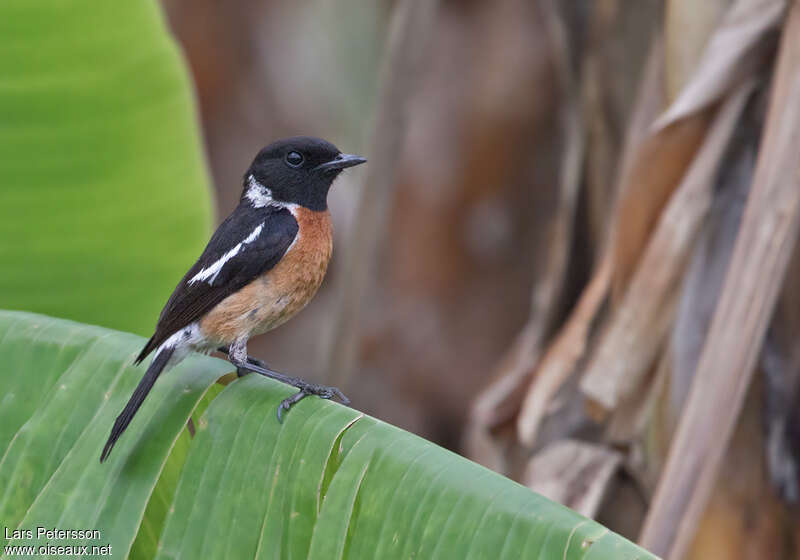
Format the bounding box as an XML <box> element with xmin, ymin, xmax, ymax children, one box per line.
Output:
<box><xmin>100</xmin><ymin>346</ymin><xmax>174</xmax><ymax>463</ymax></box>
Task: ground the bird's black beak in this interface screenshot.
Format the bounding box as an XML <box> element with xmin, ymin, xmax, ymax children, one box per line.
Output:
<box><xmin>314</xmin><ymin>153</ymin><xmax>367</xmax><ymax>172</ymax></box>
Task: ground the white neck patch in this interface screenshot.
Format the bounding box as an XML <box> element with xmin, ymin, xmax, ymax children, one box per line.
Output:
<box><xmin>245</xmin><ymin>174</ymin><xmax>301</xmax><ymax>215</ymax></box>
<box><xmin>245</xmin><ymin>175</ymin><xmax>274</xmax><ymax>207</ymax></box>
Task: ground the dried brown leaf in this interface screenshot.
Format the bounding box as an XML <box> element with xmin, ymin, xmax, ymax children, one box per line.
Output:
<box><xmin>665</xmin><ymin>0</ymin><xmax>731</xmax><ymax>101</ymax></box>
<box><xmin>640</xmin><ymin>5</ymin><xmax>800</xmax><ymax>555</ymax></box>
<box><xmin>657</xmin><ymin>0</ymin><xmax>785</xmax><ymax>128</ymax></box>
<box><xmin>668</xmin><ymin>95</ymin><xmax>760</xmax><ymax>424</ymax></box>
<box><xmin>611</xmin><ymin>113</ymin><xmax>711</xmax><ymax>301</ymax></box>
<box><xmin>470</xmin><ymin>322</ymin><xmax>546</xmax><ymax>430</ymax></box>
<box><xmin>517</xmin><ymin>257</ymin><xmax>611</xmax><ymax>446</ymax></box>
<box><xmin>615</xmin><ymin>34</ymin><xmax>667</xmax><ymax>214</ymax></box>
<box><xmin>585</xmin><ymin>2</ymin><xmax>664</xmax><ymax>258</ymax></box>
<box><xmin>522</xmin><ymin>440</ymin><xmax>622</xmax><ymax>518</ymax></box>
<box><xmin>762</xmin><ymin>227</ymin><xmax>800</xmax><ymax>504</ymax></box>
<box><xmin>515</xmin><ymin>32</ymin><xmax>666</xmax><ymax>448</ymax></box>
<box><xmin>606</xmin><ymin>349</ymin><xmax>670</xmax><ymax>447</ymax></box>
<box><xmin>581</xmin><ymin>81</ymin><xmax>754</xmax><ymax>410</ymax></box>
<box><xmin>612</xmin><ymin>0</ymin><xmax>783</xmax><ymax>295</ymax></box>
<box><xmin>687</xmin><ymin>387</ymin><xmax>790</xmax><ymax>559</ymax></box>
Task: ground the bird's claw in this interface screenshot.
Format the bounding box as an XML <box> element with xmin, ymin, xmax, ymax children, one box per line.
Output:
<box><xmin>308</xmin><ymin>383</ymin><xmax>350</xmax><ymax>405</ymax></box>
<box><xmin>330</xmin><ymin>387</ymin><xmax>350</xmax><ymax>405</ymax></box>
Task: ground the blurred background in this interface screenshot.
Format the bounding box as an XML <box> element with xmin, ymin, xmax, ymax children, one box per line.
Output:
<box><xmin>162</xmin><ymin>1</ymin><xmax>800</xmax><ymax>557</ymax></box>
<box><xmin>4</xmin><ymin>0</ymin><xmax>800</xmax><ymax>558</ymax></box>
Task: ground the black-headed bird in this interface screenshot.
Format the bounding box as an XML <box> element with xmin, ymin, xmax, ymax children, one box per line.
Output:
<box><xmin>100</xmin><ymin>136</ymin><xmax>365</xmax><ymax>462</ymax></box>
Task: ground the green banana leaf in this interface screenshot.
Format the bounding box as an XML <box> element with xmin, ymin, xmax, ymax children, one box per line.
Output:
<box><xmin>0</xmin><ymin>0</ymin><xmax>214</xmax><ymax>337</ymax></box>
<box><xmin>0</xmin><ymin>310</ymin><xmax>658</xmax><ymax>559</ymax></box>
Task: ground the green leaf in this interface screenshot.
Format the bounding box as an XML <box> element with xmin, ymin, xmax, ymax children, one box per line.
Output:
<box><xmin>0</xmin><ymin>310</ymin><xmax>658</xmax><ymax>559</ymax></box>
<box><xmin>0</xmin><ymin>311</ymin><xmax>230</xmax><ymax>558</ymax></box>
<box><xmin>128</xmin><ymin>382</ymin><xmax>226</xmax><ymax>559</ymax></box>
<box><xmin>156</xmin><ymin>374</ymin><xmax>658</xmax><ymax>558</ymax></box>
<box><xmin>0</xmin><ymin>0</ymin><xmax>213</xmax><ymax>337</ymax></box>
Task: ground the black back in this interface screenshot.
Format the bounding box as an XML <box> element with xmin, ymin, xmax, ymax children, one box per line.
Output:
<box><xmin>136</xmin><ymin>203</ymin><xmax>298</xmax><ymax>362</ymax></box>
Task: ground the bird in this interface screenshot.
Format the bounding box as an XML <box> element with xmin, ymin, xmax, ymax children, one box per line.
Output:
<box><xmin>100</xmin><ymin>136</ymin><xmax>366</xmax><ymax>463</ymax></box>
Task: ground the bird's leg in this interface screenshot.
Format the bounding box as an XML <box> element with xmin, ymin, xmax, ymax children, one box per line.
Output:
<box><xmin>217</xmin><ymin>345</ymin><xmax>270</xmax><ymax>377</ymax></box>
<box><xmin>223</xmin><ymin>339</ymin><xmax>350</xmax><ymax>421</ymax></box>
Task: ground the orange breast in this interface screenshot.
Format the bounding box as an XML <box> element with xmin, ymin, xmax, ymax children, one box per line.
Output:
<box><xmin>200</xmin><ymin>207</ymin><xmax>333</xmax><ymax>344</ymax></box>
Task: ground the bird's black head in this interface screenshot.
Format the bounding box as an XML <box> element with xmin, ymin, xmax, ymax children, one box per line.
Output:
<box><xmin>243</xmin><ymin>136</ymin><xmax>366</xmax><ymax>211</ymax></box>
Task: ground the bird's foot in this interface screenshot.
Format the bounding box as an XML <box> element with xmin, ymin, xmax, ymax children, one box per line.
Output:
<box><xmin>220</xmin><ymin>346</ymin><xmax>349</xmax><ymax>420</ymax></box>
<box><xmin>277</xmin><ymin>382</ymin><xmax>350</xmax><ymax>422</ymax></box>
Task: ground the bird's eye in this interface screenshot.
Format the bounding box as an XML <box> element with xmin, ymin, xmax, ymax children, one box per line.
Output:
<box><xmin>285</xmin><ymin>151</ymin><xmax>304</xmax><ymax>167</ymax></box>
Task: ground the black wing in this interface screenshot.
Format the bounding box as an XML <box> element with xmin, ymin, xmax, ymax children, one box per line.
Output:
<box><xmin>136</xmin><ymin>204</ymin><xmax>299</xmax><ymax>362</ymax></box>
